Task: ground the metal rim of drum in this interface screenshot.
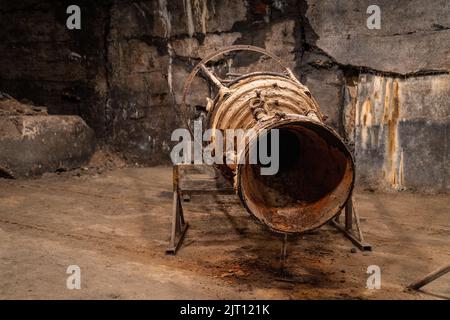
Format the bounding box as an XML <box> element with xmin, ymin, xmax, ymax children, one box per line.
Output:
<box><xmin>236</xmin><ymin>116</ymin><xmax>355</xmax><ymax>234</ymax></box>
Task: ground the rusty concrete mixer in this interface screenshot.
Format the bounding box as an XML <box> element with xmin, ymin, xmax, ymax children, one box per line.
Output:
<box><xmin>167</xmin><ymin>45</ymin><xmax>368</xmax><ymax>254</ymax></box>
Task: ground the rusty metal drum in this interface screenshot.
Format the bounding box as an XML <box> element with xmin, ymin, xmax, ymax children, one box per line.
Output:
<box><xmin>182</xmin><ymin>45</ymin><xmax>355</xmax><ymax>234</ymax></box>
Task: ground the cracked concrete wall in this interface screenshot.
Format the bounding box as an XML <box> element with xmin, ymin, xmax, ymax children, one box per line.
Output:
<box><xmin>0</xmin><ymin>0</ymin><xmax>448</xmax><ymax>191</ymax></box>
<box><xmin>348</xmin><ymin>74</ymin><xmax>449</xmax><ymax>193</ymax></box>
<box><xmin>303</xmin><ymin>0</ymin><xmax>450</xmax><ymax>193</ymax></box>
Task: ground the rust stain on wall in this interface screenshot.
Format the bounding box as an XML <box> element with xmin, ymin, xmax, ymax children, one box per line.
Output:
<box><xmin>385</xmin><ymin>80</ymin><xmax>403</xmax><ymax>188</ymax></box>
<box><xmin>356</xmin><ymin>75</ymin><xmax>405</xmax><ymax>189</ymax></box>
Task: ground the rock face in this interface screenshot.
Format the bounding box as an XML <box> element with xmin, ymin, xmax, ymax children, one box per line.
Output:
<box><xmin>305</xmin><ymin>0</ymin><xmax>450</xmax><ymax>75</ymax></box>
<box><xmin>105</xmin><ymin>0</ymin><xmax>302</xmax><ymax>164</ymax></box>
<box><xmin>0</xmin><ymin>95</ymin><xmax>96</xmax><ymax>178</ymax></box>
<box><xmin>0</xmin><ymin>0</ymin><xmax>448</xmax><ymax>191</ymax></box>
<box><xmin>0</xmin><ymin>114</ymin><xmax>96</xmax><ymax>178</ymax></box>
<box><xmin>0</xmin><ymin>1</ymin><xmax>109</xmax><ymax>136</ymax></box>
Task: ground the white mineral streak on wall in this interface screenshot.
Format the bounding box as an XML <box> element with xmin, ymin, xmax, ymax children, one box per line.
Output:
<box><xmin>184</xmin><ymin>0</ymin><xmax>195</xmax><ymax>37</ymax></box>
<box><xmin>227</xmin><ymin>57</ymin><xmax>233</xmax><ymax>75</ymax></box>
<box><xmin>210</xmin><ymin>0</ymin><xmax>216</xmax><ymax>15</ymax></box>
<box><xmin>184</xmin><ymin>0</ymin><xmax>209</xmax><ymax>36</ymax></box>
<box><xmin>133</xmin><ymin>3</ymin><xmax>146</xmax><ymax>18</ymax></box>
<box><xmin>196</xmin><ymin>0</ymin><xmax>209</xmax><ymax>35</ymax></box>
<box><xmin>22</xmin><ymin>124</ymin><xmax>40</xmax><ymax>138</ymax></box>
<box><xmin>158</xmin><ymin>0</ymin><xmax>174</xmax><ymax>94</ymax></box>
<box><xmin>167</xmin><ymin>44</ymin><xmax>174</xmax><ymax>94</ymax></box>
<box><xmin>359</xmin><ymin>98</ymin><xmax>373</xmax><ymax>150</ymax></box>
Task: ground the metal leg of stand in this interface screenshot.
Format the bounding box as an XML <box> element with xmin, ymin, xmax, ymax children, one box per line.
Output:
<box><xmin>407</xmin><ymin>264</ymin><xmax>450</xmax><ymax>291</ymax></box>
<box><xmin>330</xmin><ymin>194</ymin><xmax>372</xmax><ymax>251</ymax></box>
<box><xmin>166</xmin><ymin>165</ymin><xmax>189</xmax><ymax>254</ymax></box>
<box><xmin>345</xmin><ymin>197</ymin><xmax>353</xmax><ymax>231</ymax></box>
<box><xmin>279</xmin><ymin>233</ymin><xmax>288</xmax><ymax>270</ymax></box>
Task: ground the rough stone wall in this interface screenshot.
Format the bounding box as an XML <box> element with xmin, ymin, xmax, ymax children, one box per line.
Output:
<box><xmin>0</xmin><ymin>0</ymin><xmax>110</xmax><ymax>137</ymax></box>
<box><xmin>105</xmin><ymin>0</ymin><xmax>303</xmax><ymax>164</ymax></box>
<box><xmin>0</xmin><ymin>0</ymin><xmax>448</xmax><ymax>192</ymax></box>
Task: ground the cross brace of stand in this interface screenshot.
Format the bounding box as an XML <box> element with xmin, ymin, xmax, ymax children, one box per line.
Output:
<box><xmin>165</xmin><ymin>166</ymin><xmax>189</xmax><ymax>254</ymax></box>
<box><xmin>166</xmin><ymin>164</ymin><xmax>372</xmax><ymax>254</ymax></box>
<box><xmin>329</xmin><ymin>196</ymin><xmax>372</xmax><ymax>251</ymax></box>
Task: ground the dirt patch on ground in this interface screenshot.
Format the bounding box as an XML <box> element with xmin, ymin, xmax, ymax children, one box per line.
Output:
<box><xmin>40</xmin><ymin>145</ymin><xmax>131</xmax><ymax>179</ymax></box>
<box><xmin>0</xmin><ymin>167</ymin><xmax>448</xmax><ymax>299</ymax></box>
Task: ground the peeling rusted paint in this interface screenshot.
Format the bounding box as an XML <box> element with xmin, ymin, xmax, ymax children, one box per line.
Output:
<box><xmin>211</xmin><ymin>75</ymin><xmax>355</xmax><ymax>234</ymax></box>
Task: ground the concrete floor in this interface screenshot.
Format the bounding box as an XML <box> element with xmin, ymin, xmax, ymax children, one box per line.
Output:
<box><xmin>0</xmin><ymin>166</ymin><xmax>449</xmax><ymax>299</ymax></box>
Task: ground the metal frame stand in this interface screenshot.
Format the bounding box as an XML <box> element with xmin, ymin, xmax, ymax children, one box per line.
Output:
<box><xmin>167</xmin><ymin>164</ymin><xmax>371</xmax><ymax>254</ymax></box>
<box><xmin>166</xmin><ymin>164</ymin><xmax>234</xmax><ymax>254</ymax></box>
<box><xmin>329</xmin><ymin>195</ymin><xmax>372</xmax><ymax>251</ymax></box>
<box><xmin>166</xmin><ymin>165</ymin><xmax>189</xmax><ymax>254</ymax></box>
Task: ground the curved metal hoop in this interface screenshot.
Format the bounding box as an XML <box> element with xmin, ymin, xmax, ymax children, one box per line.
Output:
<box><xmin>182</xmin><ymin>45</ymin><xmax>292</xmax><ymax>105</ymax></box>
